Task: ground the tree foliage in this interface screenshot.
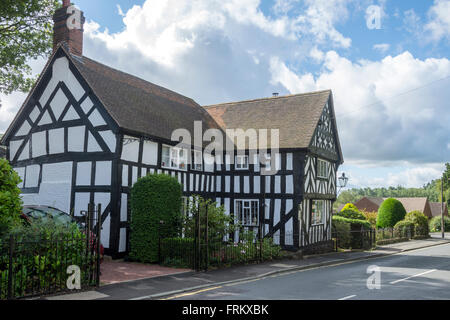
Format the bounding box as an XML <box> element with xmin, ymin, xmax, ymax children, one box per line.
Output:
<box><xmin>0</xmin><ymin>0</ymin><xmax>60</xmax><ymax>102</ymax></box>
<box><xmin>0</xmin><ymin>158</ymin><xmax>23</xmax><ymax>237</ymax></box>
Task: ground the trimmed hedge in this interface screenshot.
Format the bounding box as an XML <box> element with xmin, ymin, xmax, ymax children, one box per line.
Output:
<box><xmin>0</xmin><ymin>158</ymin><xmax>23</xmax><ymax>238</ymax></box>
<box><xmin>394</xmin><ymin>220</ymin><xmax>415</xmax><ymax>238</ymax></box>
<box><xmin>429</xmin><ymin>215</ymin><xmax>450</xmax><ymax>232</ymax></box>
<box><xmin>336</xmin><ymin>208</ymin><xmax>366</xmax><ymax>221</ymax></box>
<box><xmin>333</xmin><ymin>215</ymin><xmax>371</xmax><ymax>230</ymax></box>
<box><xmin>332</xmin><ymin>216</ymin><xmax>351</xmax><ymax>248</ymax></box>
<box><xmin>404</xmin><ymin>211</ymin><xmax>429</xmax><ymax>237</ymax></box>
<box><xmin>376</xmin><ymin>198</ymin><xmax>406</xmax><ymax>228</ymax></box>
<box><xmin>129</xmin><ymin>174</ymin><xmax>183</xmax><ymax>263</ymax></box>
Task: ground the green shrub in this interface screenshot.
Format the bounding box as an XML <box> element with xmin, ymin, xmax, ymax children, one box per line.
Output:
<box><xmin>376</xmin><ymin>198</ymin><xmax>406</xmax><ymax>228</ymax></box>
<box><xmin>341</xmin><ymin>203</ymin><xmax>360</xmax><ymax>212</ymax></box>
<box><xmin>0</xmin><ymin>159</ymin><xmax>23</xmax><ymax>238</ymax></box>
<box><xmin>129</xmin><ymin>174</ymin><xmax>183</xmax><ymax>263</ymax></box>
<box><xmin>404</xmin><ymin>211</ymin><xmax>429</xmax><ymax>237</ymax></box>
<box><xmin>336</xmin><ymin>208</ymin><xmax>366</xmax><ymax>221</ymax></box>
<box><xmin>361</xmin><ymin>210</ymin><xmax>377</xmax><ymax>228</ymax></box>
<box><xmin>394</xmin><ymin>220</ymin><xmax>415</xmax><ymax>238</ymax></box>
<box><xmin>332</xmin><ymin>215</ymin><xmax>371</xmax><ymax>230</ymax></box>
<box><xmin>429</xmin><ymin>215</ymin><xmax>450</xmax><ymax>232</ymax></box>
<box><xmin>160</xmin><ymin>237</ymin><xmax>195</xmax><ymax>268</ymax></box>
<box><xmin>332</xmin><ymin>215</ymin><xmax>351</xmax><ymax>248</ymax></box>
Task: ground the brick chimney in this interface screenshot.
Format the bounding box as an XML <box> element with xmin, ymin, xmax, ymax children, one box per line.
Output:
<box><xmin>53</xmin><ymin>1</ymin><xmax>85</xmax><ymax>56</ymax></box>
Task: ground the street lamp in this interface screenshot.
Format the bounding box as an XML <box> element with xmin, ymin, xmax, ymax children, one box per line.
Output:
<box><xmin>337</xmin><ymin>172</ymin><xmax>348</xmax><ymax>194</ymax></box>
<box><xmin>441</xmin><ymin>177</ymin><xmax>450</xmax><ymax>239</ymax></box>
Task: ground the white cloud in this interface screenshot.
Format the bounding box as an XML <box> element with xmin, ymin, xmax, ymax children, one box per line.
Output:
<box><xmin>269</xmin><ymin>50</ymin><xmax>450</xmax><ymax>164</ymax></box>
<box><xmin>116</xmin><ymin>4</ymin><xmax>125</xmax><ymax>17</ymax></box>
<box><xmin>425</xmin><ymin>0</ymin><xmax>450</xmax><ymax>42</ymax></box>
<box><xmin>373</xmin><ymin>43</ymin><xmax>390</xmax><ymax>53</ymax></box>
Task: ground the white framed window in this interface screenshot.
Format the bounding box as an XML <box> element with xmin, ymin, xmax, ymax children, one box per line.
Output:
<box><xmin>311</xmin><ymin>200</ymin><xmax>325</xmax><ymax>225</ymax></box>
<box><xmin>235</xmin><ymin>155</ymin><xmax>249</xmax><ymax>170</ymax></box>
<box><xmin>317</xmin><ymin>158</ymin><xmax>328</xmax><ymax>179</ymax></box>
<box><xmin>161</xmin><ymin>145</ymin><xmax>187</xmax><ymax>171</ymax></box>
<box><xmin>192</xmin><ymin>150</ymin><xmax>203</xmax><ymax>171</ymax></box>
<box><xmin>235</xmin><ymin>199</ymin><xmax>259</xmax><ymax>226</ymax></box>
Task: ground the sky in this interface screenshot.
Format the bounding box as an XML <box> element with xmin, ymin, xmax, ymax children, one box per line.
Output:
<box><xmin>0</xmin><ymin>0</ymin><xmax>449</xmax><ymax>189</ymax></box>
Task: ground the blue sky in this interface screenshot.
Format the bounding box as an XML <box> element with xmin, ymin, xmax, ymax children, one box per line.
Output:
<box><xmin>1</xmin><ymin>0</ymin><xmax>449</xmax><ymax>189</ymax></box>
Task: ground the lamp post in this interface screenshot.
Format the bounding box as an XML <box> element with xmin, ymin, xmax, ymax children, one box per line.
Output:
<box><xmin>337</xmin><ymin>172</ymin><xmax>349</xmax><ymax>194</ymax></box>
<box><xmin>441</xmin><ymin>178</ymin><xmax>450</xmax><ymax>239</ymax></box>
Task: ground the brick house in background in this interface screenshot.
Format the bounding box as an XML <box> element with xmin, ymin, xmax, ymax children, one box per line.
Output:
<box><xmin>347</xmin><ymin>197</ymin><xmax>433</xmax><ymax>218</ymax></box>
<box><xmin>429</xmin><ymin>202</ymin><xmax>449</xmax><ymax>217</ymax></box>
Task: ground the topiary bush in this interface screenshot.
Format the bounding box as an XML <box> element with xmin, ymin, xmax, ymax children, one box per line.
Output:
<box><xmin>376</xmin><ymin>198</ymin><xmax>406</xmax><ymax>228</ymax></box>
<box><xmin>0</xmin><ymin>159</ymin><xmax>23</xmax><ymax>238</ymax></box>
<box><xmin>394</xmin><ymin>220</ymin><xmax>415</xmax><ymax>238</ymax></box>
<box><xmin>362</xmin><ymin>210</ymin><xmax>377</xmax><ymax>228</ymax></box>
<box><xmin>404</xmin><ymin>211</ymin><xmax>429</xmax><ymax>237</ymax></box>
<box><xmin>336</xmin><ymin>209</ymin><xmax>366</xmax><ymax>221</ymax></box>
<box><xmin>341</xmin><ymin>203</ymin><xmax>360</xmax><ymax>212</ymax></box>
<box><xmin>332</xmin><ymin>215</ymin><xmax>351</xmax><ymax>248</ymax></box>
<box><xmin>129</xmin><ymin>173</ymin><xmax>183</xmax><ymax>263</ymax></box>
<box><xmin>429</xmin><ymin>215</ymin><xmax>450</xmax><ymax>232</ymax></box>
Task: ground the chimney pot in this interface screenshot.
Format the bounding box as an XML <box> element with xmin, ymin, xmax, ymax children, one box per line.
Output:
<box><xmin>272</xmin><ymin>92</ymin><xmax>279</xmax><ymax>97</ymax></box>
<box><xmin>63</xmin><ymin>0</ymin><xmax>70</xmax><ymax>7</ymax></box>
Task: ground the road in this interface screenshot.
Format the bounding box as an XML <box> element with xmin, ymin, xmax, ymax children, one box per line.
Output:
<box><xmin>163</xmin><ymin>243</ymin><xmax>450</xmax><ymax>300</ymax></box>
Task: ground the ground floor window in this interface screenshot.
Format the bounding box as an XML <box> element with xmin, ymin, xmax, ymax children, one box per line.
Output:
<box><xmin>311</xmin><ymin>200</ymin><xmax>325</xmax><ymax>225</ymax></box>
<box><xmin>235</xmin><ymin>199</ymin><xmax>259</xmax><ymax>226</ymax></box>
<box><xmin>161</xmin><ymin>145</ymin><xmax>187</xmax><ymax>170</ymax></box>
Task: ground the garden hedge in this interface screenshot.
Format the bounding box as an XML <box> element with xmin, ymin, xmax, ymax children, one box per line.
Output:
<box><xmin>404</xmin><ymin>211</ymin><xmax>429</xmax><ymax>237</ymax></box>
<box><xmin>376</xmin><ymin>198</ymin><xmax>406</xmax><ymax>228</ymax></box>
<box><xmin>336</xmin><ymin>208</ymin><xmax>366</xmax><ymax>221</ymax></box>
<box><xmin>0</xmin><ymin>159</ymin><xmax>23</xmax><ymax>238</ymax></box>
<box><xmin>393</xmin><ymin>220</ymin><xmax>415</xmax><ymax>238</ymax></box>
<box><xmin>129</xmin><ymin>174</ymin><xmax>182</xmax><ymax>263</ymax></box>
<box><xmin>429</xmin><ymin>215</ymin><xmax>450</xmax><ymax>232</ymax></box>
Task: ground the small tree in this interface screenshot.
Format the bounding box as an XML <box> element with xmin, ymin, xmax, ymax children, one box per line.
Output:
<box><xmin>404</xmin><ymin>210</ymin><xmax>429</xmax><ymax>237</ymax></box>
<box><xmin>0</xmin><ymin>158</ymin><xmax>23</xmax><ymax>237</ymax></box>
<box><xmin>183</xmin><ymin>196</ymin><xmax>238</xmax><ymax>243</ymax></box>
<box><xmin>129</xmin><ymin>174</ymin><xmax>182</xmax><ymax>263</ymax></box>
<box><xmin>376</xmin><ymin>198</ymin><xmax>406</xmax><ymax>228</ymax></box>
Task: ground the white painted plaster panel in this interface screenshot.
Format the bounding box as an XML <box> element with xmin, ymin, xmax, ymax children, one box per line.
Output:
<box><xmin>25</xmin><ymin>165</ymin><xmax>40</xmax><ymax>188</ymax></box>
<box><xmin>273</xmin><ymin>230</ymin><xmax>280</xmax><ymax>245</ymax></box>
<box><xmin>215</xmin><ymin>176</ymin><xmax>221</xmax><ymax>192</ymax></box>
<box><xmin>17</xmin><ymin>121</ymin><xmax>31</xmax><ymax>136</ymax></box>
<box><xmin>119</xmin><ymin>228</ymin><xmax>127</xmax><ymax>252</ymax></box>
<box><xmin>224</xmin><ymin>198</ymin><xmax>230</xmax><ymax>216</ymax></box>
<box><xmin>142</xmin><ymin>140</ymin><xmax>158</xmax><ymax>165</ymax></box>
<box><xmin>88</xmin><ymin>108</ymin><xmax>106</xmax><ymax>127</ymax></box>
<box><xmin>234</xmin><ymin>176</ymin><xmax>240</xmax><ymax>193</ymax></box>
<box><xmin>67</xmin><ymin>69</ymin><xmax>85</xmax><ymax>101</ymax></box>
<box><xmin>142</xmin><ymin>168</ymin><xmax>148</xmax><ymax>177</ymax></box>
<box><xmin>253</xmin><ymin>154</ymin><xmax>260</xmax><ymax>172</ymax></box>
<box><xmin>38</xmin><ymin>110</ymin><xmax>52</xmax><ymax>126</ymax></box>
<box><xmin>225</xmin><ymin>154</ymin><xmax>231</xmax><ymax>171</ymax></box>
<box><xmin>42</xmin><ymin>162</ymin><xmax>72</xmax><ymax>183</ymax></box>
<box><xmin>87</xmin><ymin>131</ymin><xmax>102</xmax><ymax>152</ymax></box>
<box><xmin>96</xmin><ymin>161</ymin><xmax>112</xmax><ymax>186</ymax></box>
<box><xmin>29</xmin><ymin>106</ymin><xmax>40</xmax><ymax>123</ymax></box>
<box><xmin>120</xmin><ymin>193</ymin><xmax>128</xmax><ymax>222</ymax></box>
<box><xmin>265</xmin><ymin>199</ymin><xmax>270</xmax><ymax>219</ymax></box>
<box><xmin>285</xmin><ymin>218</ymin><xmax>293</xmax><ymax>245</ymax></box>
<box><xmin>195</xmin><ymin>174</ymin><xmax>200</xmax><ymax>191</ymax></box>
<box><xmin>14</xmin><ymin>167</ymin><xmax>25</xmax><ymax>188</ymax></box>
<box><xmin>254</xmin><ymin>176</ymin><xmax>260</xmax><ymax>193</ymax></box>
<box><xmin>189</xmin><ymin>174</ymin><xmax>194</xmax><ymax>191</ymax></box>
<box><xmin>95</xmin><ymin>193</ymin><xmax>111</xmax><ymax>249</ymax></box>
<box><xmin>286</xmin><ymin>199</ymin><xmax>293</xmax><ymax>214</ymax></box>
<box><xmin>275</xmin><ymin>153</ymin><xmax>281</xmax><ymax>171</ymax></box>
<box><xmin>68</xmin><ymin>126</ymin><xmax>85</xmax><ymax>152</ymax></box>
<box><xmin>286</xmin><ymin>153</ymin><xmax>293</xmax><ymax>170</ymax></box>
<box><xmin>81</xmin><ymin>97</ymin><xmax>94</xmax><ymax>114</ymax></box>
<box><xmin>244</xmin><ymin>176</ymin><xmax>250</xmax><ymax>194</ymax></box>
<box><xmin>274</xmin><ymin>199</ymin><xmax>281</xmax><ymax>225</ymax></box>
<box><xmin>38</xmin><ymin>182</ymin><xmax>72</xmax><ymax>214</ymax></box>
<box><xmin>99</xmin><ymin>130</ymin><xmax>116</xmax><ymax>153</ymax></box>
<box><xmin>204</xmin><ymin>153</ymin><xmax>214</xmax><ymax>172</ymax></box>
<box><xmin>215</xmin><ymin>155</ymin><xmax>222</xmax><ymax>171</ymax></box>
<box><xmin>62</xmin><ymin>105</ymin><xmax>79</xmax><ymax>121</ymax></box>
<box><xmin>275</xmin><ymin>176</ymin><xmax>281</xmax><ymax>193</ymax></box>
<box><xmin>122</xmin><ymin>164</ymin><xmax>128</xmax><ymax>187</ymax></box>
<box><xmin>265</xmin><ymin>176</ymin><xmax>271</xmax><ymax>193</ymax></box>
<box><xmin>50</xmin><ymin>88</ymin><xmax>68</xmax><ymax>120</ymax></box>
<box><xmin>131</xmin><ymin>166</ymin><xmax>138</xmax><ymax>186</ymax></box>
<box><xmin>32</xmin><ymin>131</ymin><xmax>46</xmax><ymax>158</ymax></box>
<box><xmin>74</xmin><ymin>193</ymin><xmax>90</xmax><ymax>217</ymax></box>
<box><xmin>48</xmin><ymin>128</ymin><xmax>64</xmax><ymax>154</ymax></box>
<box><xmin>121</xmin><ymin>136</ymin><xmax>139</xmax><ymax>162</ymax></box>
<box><xmin>101</xmin><ymin>214</ymin><xmax>111</xmax><ymax>249</ymax></box>
<box><xmin>286</xmin><ymin>175</ymin><xmax>294</xmax><ymax>194</ymax></box>
<box><xmin>76</xmin><ymin>162</ymin><xmax>92</xmax><ymax>186</ymax></box>
<box><xmin>9</xmin><ymin>140</ymin><xmax>23</xmax><ymax>159</ymax></box>
<box><xmin>183</xmin><ymin>173</ymin><xmax>187</xmax><ymax>191</ymax></box>
<box><xmin>225</xmin><ymin>176</ymin><xmax>230</xmax><ymax>192</ymax></box>
<box><xmin>201</xmin><ymin>175</ymin><xmax>205</xmax><ymax>191</ymax></box>
<box><xmin>18</xmin><ymin>141</ymin><xmax>29</xmax><ymax>161</ymax></box>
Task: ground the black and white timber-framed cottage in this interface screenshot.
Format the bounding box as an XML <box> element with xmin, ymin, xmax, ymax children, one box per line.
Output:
<box><xmin>0</xmin><ymin>1</ymin><xmax>344</xmax><ymax>257</ymax></box>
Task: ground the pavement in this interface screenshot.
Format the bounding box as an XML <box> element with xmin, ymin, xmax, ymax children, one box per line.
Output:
<box><xmin>45</xmin><ymin>234</ymin><xmax>450</xmax><ymax>300</ymax></box>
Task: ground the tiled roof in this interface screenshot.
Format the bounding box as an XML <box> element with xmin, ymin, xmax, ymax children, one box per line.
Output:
<box><xmin>429</xmin><ymin>202</ymin><xmax>449</xmax><ymax>217</ymax></box>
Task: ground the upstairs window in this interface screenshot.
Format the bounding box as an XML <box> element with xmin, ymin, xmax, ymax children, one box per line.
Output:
<box><xmin>235</xmin><ymin>155</ymin><xmax>249</xmax><ymax>170</ymax></box>
<box><xmin>235</xmin><ymin>200</ymin><xmax>259</xmax><ymax>226</ymax></box>
<box><xmin>317</xmin><ymin>158</ymin><xmax>328</xmax><ymax>179</ymax></box>
<box><xmin>192</xmin><ymin>150</ymin><xmax>203</xmax><ymax>171</ymax></box>
<box><xmin>161</xmin><ymin>145</ymin><xmax>187</xmax><ymax>171</ymax></box>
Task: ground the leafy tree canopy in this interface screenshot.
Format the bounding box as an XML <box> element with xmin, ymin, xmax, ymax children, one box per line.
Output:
<box><xmin>0</xmin><ymin>0</ymin><xmax>60</xmax><ymax>104</ymax></box>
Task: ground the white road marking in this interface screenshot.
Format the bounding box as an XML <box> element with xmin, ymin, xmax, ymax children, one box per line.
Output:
<box><xmin>389</xmin><ymin>269</ymin><xmax>437</xmax><ymax>284</ymax></box>
<box><xmin>338</xmin><ymin>295</ymin><xmax>356</xmax><ymax>300</ymax></box>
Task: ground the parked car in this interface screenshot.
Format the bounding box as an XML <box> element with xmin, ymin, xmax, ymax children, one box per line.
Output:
<box><xmin>20</xmin><ymin>205</ymin><xmax>104</xmax><ymax>259</ymax></box>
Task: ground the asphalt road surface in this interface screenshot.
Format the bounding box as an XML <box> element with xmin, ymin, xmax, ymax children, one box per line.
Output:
<box><xmin>163</xmin><ymin>243</ymin><xmax>450</xmax><ymax>300</ymax></box>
